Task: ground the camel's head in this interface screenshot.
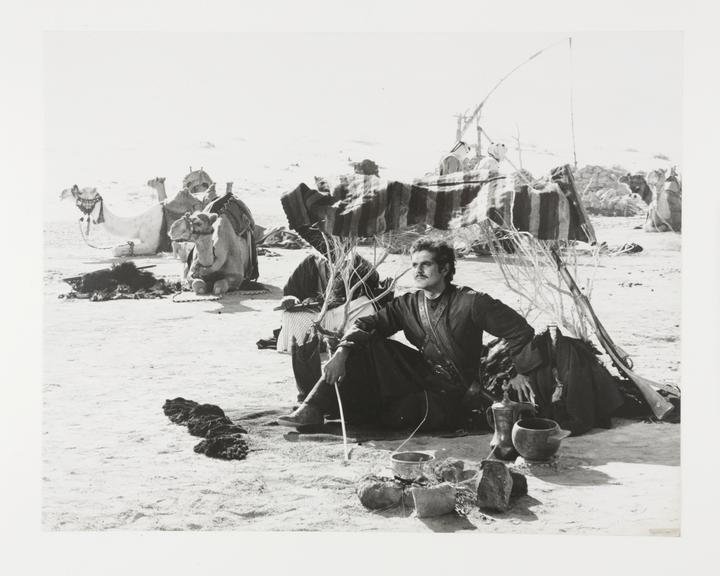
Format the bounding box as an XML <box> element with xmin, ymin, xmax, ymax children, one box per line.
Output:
<box><xmin>191</xmin><ymin>212</ymin><xmax>217</xmax><ymax>234</ymax></box>
<box><xmin>59</xmin><ymin>184</ymin><xmax>79</xmax><ymax>201</ymax></box>
<box><xmin>647</xmin><ymin>169</ymin><xmax>666</xmax><ymax>188</ymax></box>
<box><xmin>174</xmin><ymin>211</ymin><xmax>218</xmax><ymax>267</ymax></box>
<box><xmin>619</xmin><ymin>173</ymin><xmax>653</xmax><ymax>205</ymax></box>
<box><xmin>169</xmin><ymin>212</ymin><xmax>193</xmax><ymax>242</ymax></box>
<box><xmin>60</xmin><ymin>185</ymin><xmax>103</xmax><ymax>216</ymax></box>
<box><xmin>168</xmin><ymin>211</ymin><xmax>217</xmax><ymax>242</ymax></box>
<box><xmin>146</xmin><ymin>176</ymin><xmax>166</xmax><ymax>188</ymax></box>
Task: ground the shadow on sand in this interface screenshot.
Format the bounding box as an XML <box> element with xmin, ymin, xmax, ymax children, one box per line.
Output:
<box><xmin>200</xmin><ymin>282</ymin><xmax>283</xmax><ymax>315</ymax></box>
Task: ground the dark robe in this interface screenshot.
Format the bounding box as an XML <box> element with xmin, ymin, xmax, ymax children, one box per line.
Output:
<box><xmin>287</xmin><ymin>253</ymin><xmax>391</xmax><ymax>402</ymax></box>
<box><xmin>528</xmin><ymin>330</ymin><xmax>624</xmax><ymax>435</ymax></box>
<box><xmin>283</xmin><ymin>254</ymin><xmax>329</xmax><ymax>301</ymax></box>
<box><xmin>283</xmin><ymin>253</ymin><xmax>383</xmax><ymax>302</ymax></box>
<box><xmin>306</xmin><ymin>284</ymin><xmax>543</xmax><ymax>430</ymax></box>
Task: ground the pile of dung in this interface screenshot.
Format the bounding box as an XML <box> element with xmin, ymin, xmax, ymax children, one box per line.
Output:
<box><xmin>60</xmin><ymin>262</ymin><xmax>182</xmax><ymax>301</ymax></box>
<box><xmin>162</xmin><ymin>397</ymin><xmax>249</xmax><ymax>460</ymax></box>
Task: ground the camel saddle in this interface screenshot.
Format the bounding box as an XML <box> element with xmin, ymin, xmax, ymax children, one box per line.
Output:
<box><xmin>204</xmin><ymin>193</ymin><xmax>255</xmax><ymax>236</ymax></box>
<box><xmin>204</xmin><ymin>192</ymin><xmax>260</xmax><ymax>281</ymax></box>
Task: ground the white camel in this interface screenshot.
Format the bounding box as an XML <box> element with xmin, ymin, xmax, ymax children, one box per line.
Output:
<box><xmin>60</xmin><ymin>183</ymin><xmax>205</xmax><ymax>257</ymax></box>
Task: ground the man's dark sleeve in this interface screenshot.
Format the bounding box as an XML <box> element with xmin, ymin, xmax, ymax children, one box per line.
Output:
<box><xmin>472</xmin><ymin>292</ymin><xmax>543</xmax><ymax>374</ymax></box>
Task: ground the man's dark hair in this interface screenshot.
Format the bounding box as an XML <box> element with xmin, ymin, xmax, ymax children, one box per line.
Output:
<box><xmin>410</xmin><ymin>238</ymin><xmax>456</xmax><ymax>283</ymax></box>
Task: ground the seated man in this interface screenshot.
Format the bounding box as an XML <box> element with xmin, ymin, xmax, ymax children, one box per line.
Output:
<box><xmin>278</xmin><ymin>238</ymin><xmax>543</xmax><ymax>430</ymax></box>
<box><xmin>278</xmin><ymin>251</ymin><xmax>393</xmax><ymax>403</ymax></box>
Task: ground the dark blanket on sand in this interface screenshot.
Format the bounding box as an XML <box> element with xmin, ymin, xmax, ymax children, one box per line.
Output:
<box><xmin>61</xmin><ymin>262</ymin><xmax>182</xmax><ymax>302</ymax></box>
<box><xmin>162</xmin><ymin>398</ymin><xmax>249</xmax><ymax>460</ymax></box>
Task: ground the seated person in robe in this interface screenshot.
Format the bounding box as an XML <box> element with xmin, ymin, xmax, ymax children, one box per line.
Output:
<box><xmin>278</xmin><ymin>238</ymin><xmax>541</xmax><ymax>430</ymax></box>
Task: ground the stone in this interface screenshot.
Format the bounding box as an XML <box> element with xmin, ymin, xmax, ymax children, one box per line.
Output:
<box><xmin>357</xmin><ymin>476</ymin><xmax>404</xmax><ymax>510</ymax></box>
<box><xmin>509</xmin><ymin>469</ymin><xmax>528</xmax><ymax>497</ymax></box>
<box><xmin>410</xmin><ymin>483</ymin><xmax>457</xmax><ymax>518</ymax></box>
<box><xmin>432</xmin><ymin>458</ymin><xmax>465</xmax><ymax>483</ymax></box>
<box><xmin>476</xmin><ymin>459</ymin><xmax>513</xmax><ymax>512</ymax></box>
<box><xmin>458</xmin><ymin>469</ymin><xmax>480</xmax><ymax>492</ymax></box>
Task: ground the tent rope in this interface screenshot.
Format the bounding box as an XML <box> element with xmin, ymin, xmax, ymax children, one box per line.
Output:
<box><xmin>458</xmin><ymin>37</ymin><xmax>569</xmax><ymax>144</ymax></box>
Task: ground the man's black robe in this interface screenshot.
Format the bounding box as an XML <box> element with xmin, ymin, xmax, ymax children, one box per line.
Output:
<box><xmin>308</xmin><ymin>284</ymin><xmax>543</xmax><ymax>430</ymax></box>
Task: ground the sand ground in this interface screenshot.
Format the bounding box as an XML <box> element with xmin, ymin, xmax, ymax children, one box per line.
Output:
<box><xmin>42</xmin><ymin>215</ymin><xmax>680</xmax><ymax>534</ymax></box>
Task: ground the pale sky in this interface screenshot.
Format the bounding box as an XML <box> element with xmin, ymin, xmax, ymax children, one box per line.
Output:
<box><xmin>44</xmin><ymin>31</ymin><xmax>682</xmax><ymax>171</ymax></box>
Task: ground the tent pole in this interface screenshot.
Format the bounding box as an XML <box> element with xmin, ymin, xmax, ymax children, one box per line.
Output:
<box><xmin>569</xmin><ymin>37</ymin><xmax>579</xmax><ymax>169</ymax></box>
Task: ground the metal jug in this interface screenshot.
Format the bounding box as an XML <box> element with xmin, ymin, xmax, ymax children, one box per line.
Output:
<box><xmin>486</xmin><ymin>391</ymin><xmax>536</xmax><ymax>460</ymax></box>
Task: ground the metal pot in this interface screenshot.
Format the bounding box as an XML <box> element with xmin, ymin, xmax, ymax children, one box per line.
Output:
<box><xmin>390</xmin><ymin>451</ymin><xmax>435</xmax><ymax>481</ymax></box>
<box><xmin>511</xmin><ymin>418</ymin><xmax>571</xmax><ymax>462</ymax></box>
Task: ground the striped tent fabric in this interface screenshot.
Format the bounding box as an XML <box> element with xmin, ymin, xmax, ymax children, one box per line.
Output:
<box><xmin>322</xmin><ymin>170</ymin><xmax>505</xmax><ymax>237</ymax></box>
<box><xmin>280</xmin><ymin>164</ymin><xmax>595</xmax><ymax>243</ymax></box>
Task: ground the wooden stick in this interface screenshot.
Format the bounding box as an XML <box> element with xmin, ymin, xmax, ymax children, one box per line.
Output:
<box><xmin>549</xmin><ymin>246</ymin><xmax>677</xmax><ymax>418</ymax></box>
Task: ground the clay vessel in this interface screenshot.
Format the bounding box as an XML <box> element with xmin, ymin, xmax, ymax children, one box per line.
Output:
<box><xmin>511</xmin><ymin>418</ymin><xmax>571</xmax><ymax>462</ymax></box>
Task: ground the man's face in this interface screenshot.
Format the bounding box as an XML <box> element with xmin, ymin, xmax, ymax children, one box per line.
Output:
<box><xmin>411</xmin><ymin>249</ymin><xmax>447</xmax><ymax>291</ymax></box>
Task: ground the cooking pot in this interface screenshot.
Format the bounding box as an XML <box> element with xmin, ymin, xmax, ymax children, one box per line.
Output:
<box><xmin>512</xmin><ymin>417</ymin><xmax>571</xmax><ymax>462</ymax></box>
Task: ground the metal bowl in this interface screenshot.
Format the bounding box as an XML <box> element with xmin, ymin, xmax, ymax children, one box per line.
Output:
<box><xmin>391</xmin><ymin>451</ymin><xmax>435</xmax><ymax>481</ymax></box>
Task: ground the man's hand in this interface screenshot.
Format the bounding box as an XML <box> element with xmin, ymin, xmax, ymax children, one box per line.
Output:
<box><xmin>509</xmin><ymin>373</ymin><xmax>535</xmax><ymax>404</ymax></box>
<box><xmin>321</xmin><ymin>347</ymin><xmax>348</xmax><ymax>385</ymax></box>
<box><xmin>278</xmin><ymin>295</ymin><xmax>301</xmax><ymax>310</ymax></box>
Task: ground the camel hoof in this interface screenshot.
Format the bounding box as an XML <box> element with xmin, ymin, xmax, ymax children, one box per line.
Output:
<box><xmin>192</xmin><ymin>279</ymin><xmax>208</xmax><ymax>295</ymax></box>
<box><xmin>213</xmin><ymin>280</ymin><xmax>229</xmax><ymax>295</ymax></box>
